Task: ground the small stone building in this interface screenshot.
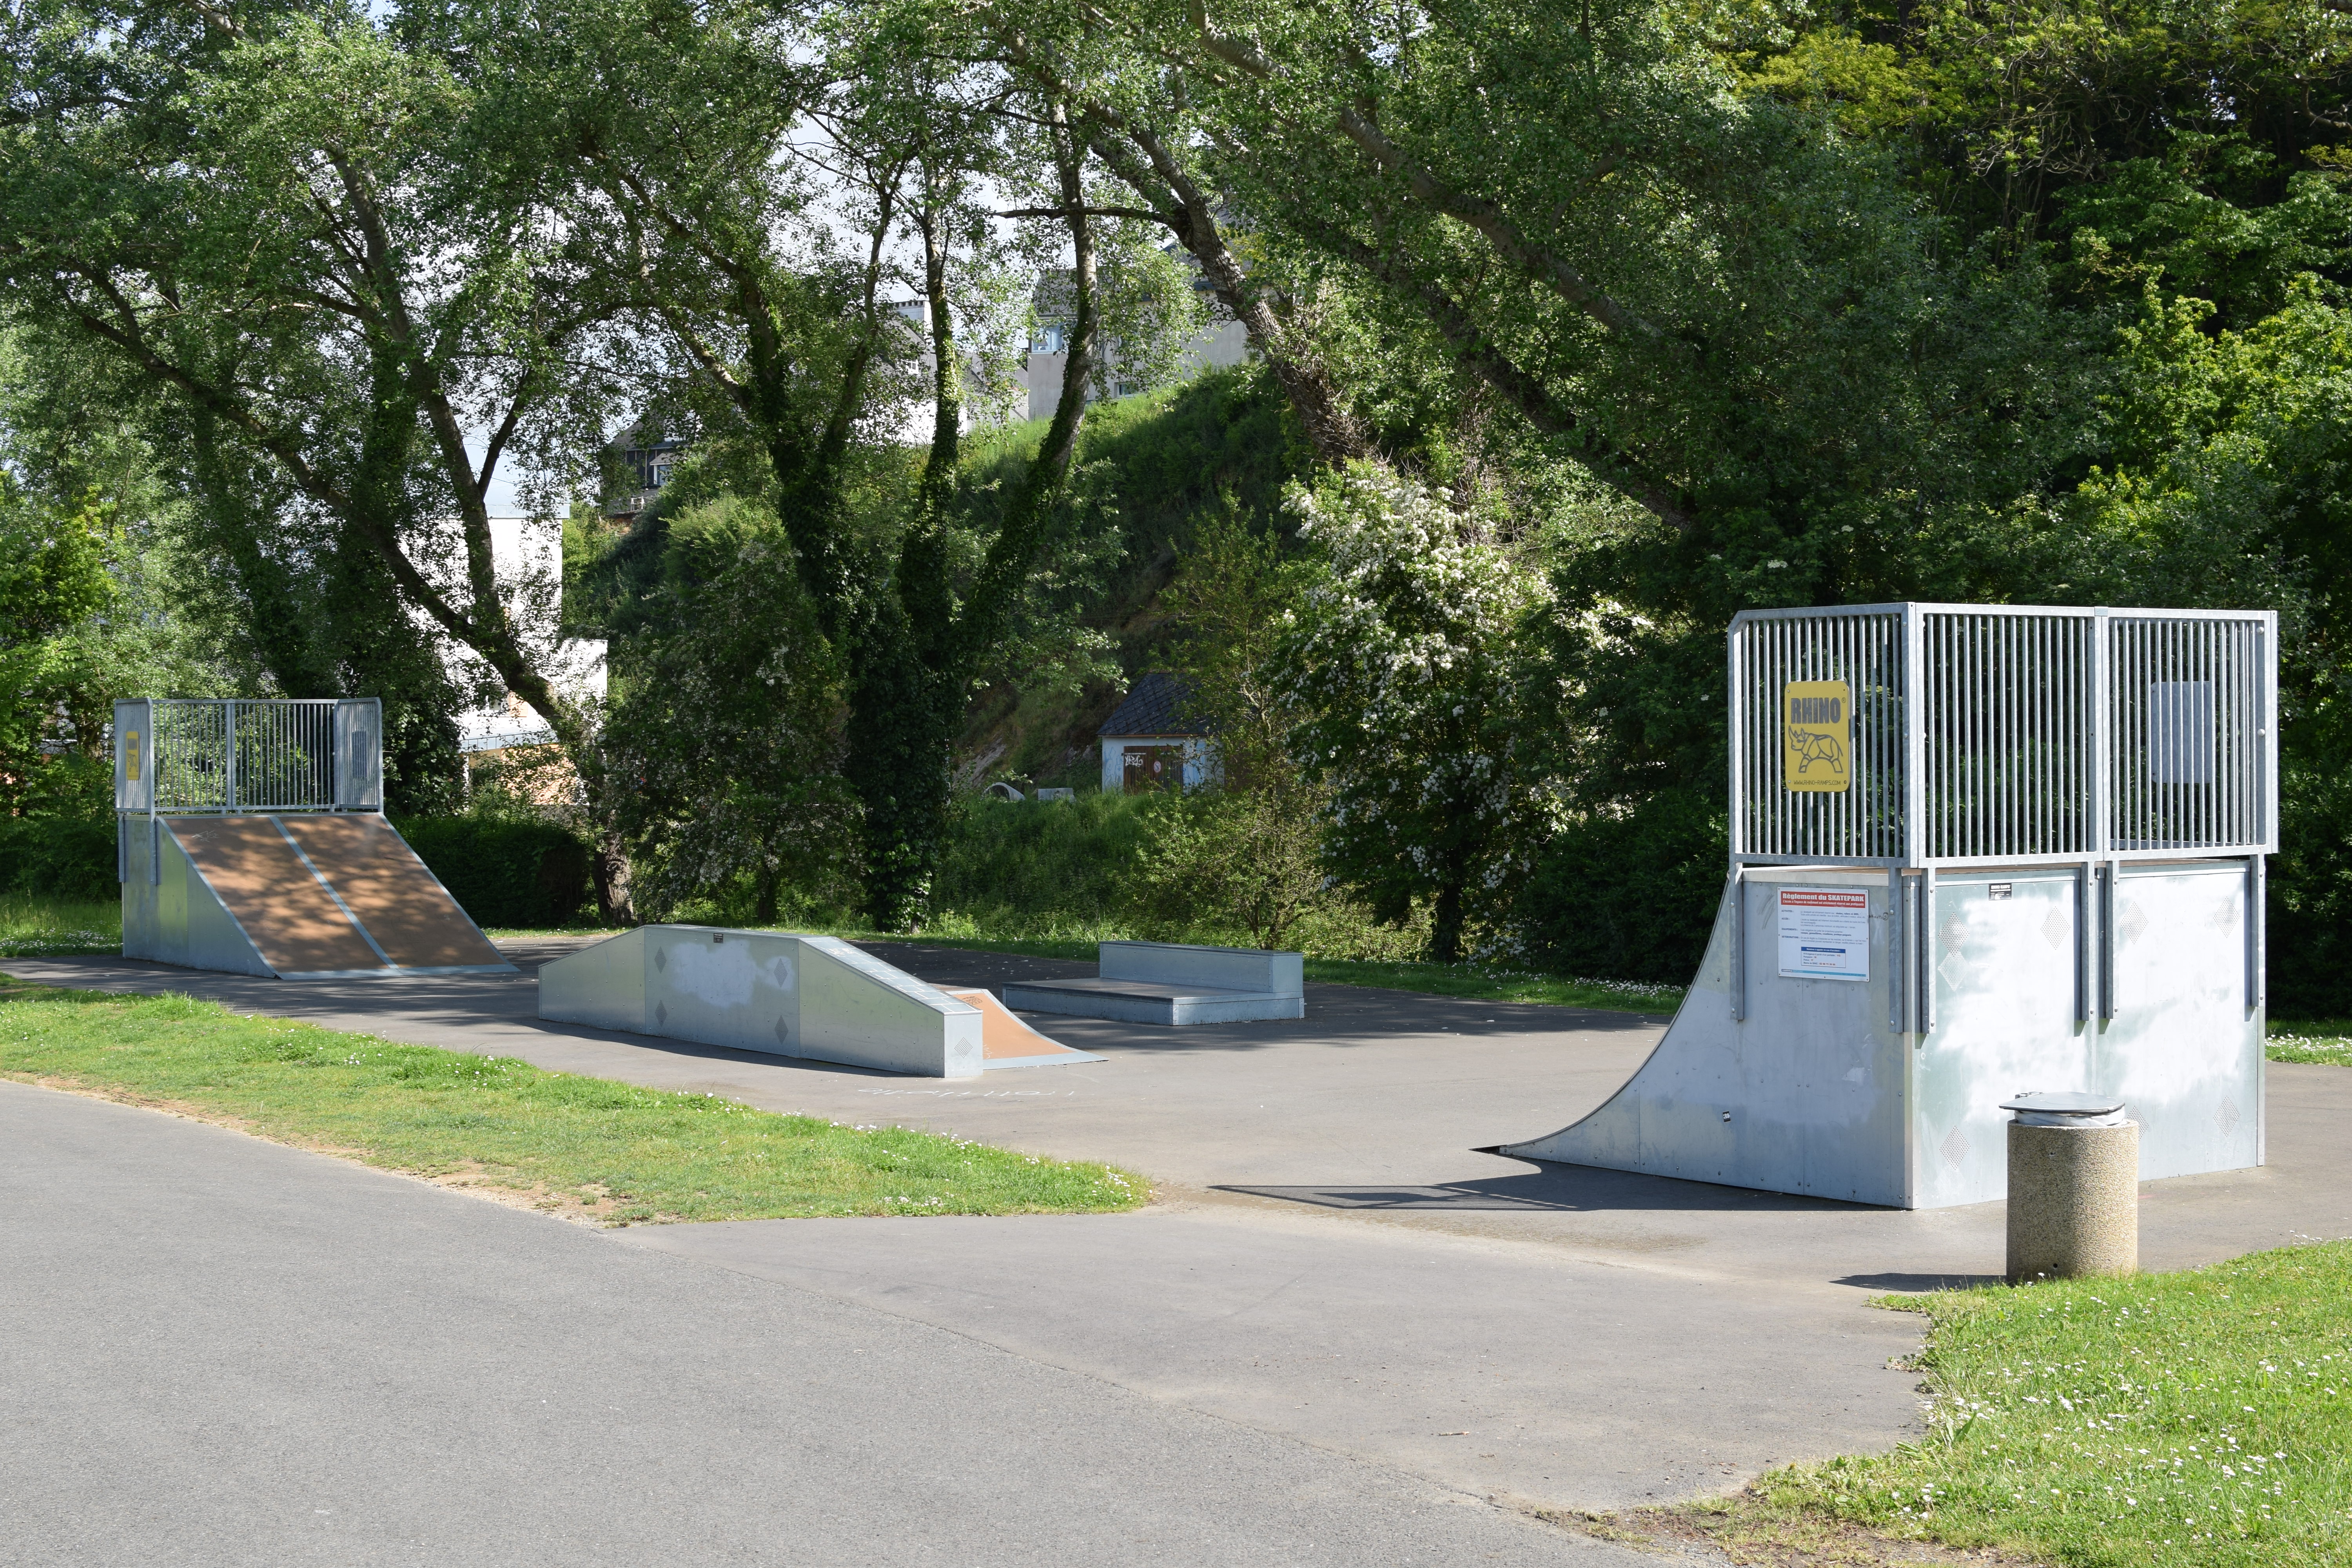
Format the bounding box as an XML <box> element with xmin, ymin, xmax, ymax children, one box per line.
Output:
<box><xmin>1097</xmin><ymin>673</ymin><xmax>1218</xmax><ymax>793</ymax></box>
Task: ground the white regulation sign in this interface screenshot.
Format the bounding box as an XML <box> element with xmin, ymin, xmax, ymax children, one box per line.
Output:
<box><xmin>1776</xmin><ymin>887</ymin><xmax>1870</xmax><ymax>982</ymax></box>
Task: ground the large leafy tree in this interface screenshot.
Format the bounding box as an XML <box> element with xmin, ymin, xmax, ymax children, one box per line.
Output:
<box><xmin>475</xmin><ymin>0</ymin><xmax>1108</xmax><ymax>927</ymax></box>
<box><xmin>0</xmin><ymin>0</ymin><xmax>630</xmax><ymax>906</ymax></box>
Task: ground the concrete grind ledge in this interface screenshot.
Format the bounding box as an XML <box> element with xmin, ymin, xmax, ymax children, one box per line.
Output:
<box><xmin>1002</xmin><ymin>977</ymin><xmax>1305</xmax><ymax>1026</ymax></box>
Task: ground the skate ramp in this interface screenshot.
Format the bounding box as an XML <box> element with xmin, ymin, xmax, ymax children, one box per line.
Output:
<box><xmin>1498</xmin><ymin>864</ymin><xmax>2263</xmax><ymax>1209</ymax></box>
<box><xmin>278</xmin><ymin>815</ymin><xmax>506</xmax><ymax>971</ymax></box>
<box><xmin>545</xmin><ymin>927</ymin><xmax>1042</xmax><ymax>1078</ymax></box>
<box><xmin>123</xmin><ymin>815</ymin><xmax>514</xmax><ymax>980</ymax></box>
<box><xmin>939</xmin><ymin>989</ymin><xmax>1104</xmax><ymax>1070</ymax></box>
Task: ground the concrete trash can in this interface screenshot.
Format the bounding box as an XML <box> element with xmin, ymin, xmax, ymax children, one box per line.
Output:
<box><xmin>2003</xmin><ymin>1092</ymin><xmax>2138</xmax><ymax>1281</ymax></box>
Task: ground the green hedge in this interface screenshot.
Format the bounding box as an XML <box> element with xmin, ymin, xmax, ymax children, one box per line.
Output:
<box><xmin>1512</xmin><ymin>789</ymin><xmax>1726</xmax><ymax>986</ymax></box>
<box><xmin>394</xmin><ymin>815</ymin><xmax>593</xmax><ymax>929</ymax></box>
<box><xmin>0</xmin><ymin>817</ymin><xmax>118</xmax><ymax>902</ymax></box>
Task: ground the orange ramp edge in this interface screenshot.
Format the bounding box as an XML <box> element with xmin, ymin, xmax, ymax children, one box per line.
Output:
<box><xmin>169</xmin><ymin>816</ymin><xmax>385</xmax><ymax>976</ymax></box>
<box><xmin>940</xmin><ymin>989</ymin><xmax>1100</xmax><ymax>1065</ymax></box>
<box><xmin>280</xmin><ymin>816</ymin><xmax>506</xmax><ymax>971</ymax></box>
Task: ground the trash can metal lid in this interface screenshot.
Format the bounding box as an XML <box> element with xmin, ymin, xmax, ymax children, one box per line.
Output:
<box><xmin>2001</xmin><ymin>1091</ymin><xmax>2129</xmax><ymax>1127</ymax></box>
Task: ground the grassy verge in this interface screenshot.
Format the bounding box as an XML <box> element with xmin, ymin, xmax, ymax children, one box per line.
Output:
<box><xmin>0</xmin><ymin>895</ymin><xmax>120</xmax><ymax>958</ymax></box>
<box><xmin>0</xmin><ymin>977</ymin><xmax>1144</xmax><ymax>1222</ymax></box>
<box><xmin>2267</xmin><ymin>1020</ymin><xmax>2352</xmax><ymax>1066</ymax></box>
<box><xmin>1621</xmin><ymin>1242</ymin><xmax>2352</xmax><ymax>1566</ymax></box>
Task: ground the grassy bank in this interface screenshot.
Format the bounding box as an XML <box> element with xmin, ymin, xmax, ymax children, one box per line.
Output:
<box><xmin>1637</xmin><ymin>1242</ymin><xmax>2352</xmax><ymax>1566</ymax></box>
<box><xmin>0</xmin><ymin>978</ymin><xmax>1143</xmax><ymax>1221</ymax></box>
<box><xmin>0</xmin><ymin>895</ymin><xmax>118</xmax><ymax>958</ymax></box>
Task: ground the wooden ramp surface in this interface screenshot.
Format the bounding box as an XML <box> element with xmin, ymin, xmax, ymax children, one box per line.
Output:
<box><xmin>168</xmin><ymin>816</ymin><xmax>384</xmax><ymax>976</ymax></box>
<box><xmin>280</xmin><ymin>816</ymin><xmax>505</xmax><ymax>970</ymax></box>
<box><xmin>165</xmin><ymin>814</ymin><xmax>508</xmax><ymax>978</ymax></box>
<box><xmin>940</xmin><ymin>989</ymin><xmax>1094</xmax><ymax>1063</ymax></box>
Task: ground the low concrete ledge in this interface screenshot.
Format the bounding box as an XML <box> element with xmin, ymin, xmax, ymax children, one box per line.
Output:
<box><xmin>1100</xmin><ymin>939</ymin><xmax>1303</xmax><ymax>998</ymax></box>
<box><xmin>1003</xmin><ymin>978</ymin><xmax>1304</xmax><ymax>1026</ymax></box>
<box><xmin>539</xmin><ymin>926</ymin><xmax>984</xmax><ymax>1078</ymax></box>
<box><xmin>1005</xmin><ymin>941</ymin><xmax>1307</xmax><ymax>1027</ymax></box>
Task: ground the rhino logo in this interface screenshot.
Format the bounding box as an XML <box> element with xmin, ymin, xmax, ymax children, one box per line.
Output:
<box><xmin>1789</xmin><ymin>727</ymin><xmax>1846</xmax><ymax>776</ymax></box>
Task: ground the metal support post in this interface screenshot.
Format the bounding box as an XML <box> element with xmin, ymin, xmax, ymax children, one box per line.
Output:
<box><xmin>1728</xmin><ymin>867</ymin><xmax>1747</xmax><ymax>1022</ymax></box>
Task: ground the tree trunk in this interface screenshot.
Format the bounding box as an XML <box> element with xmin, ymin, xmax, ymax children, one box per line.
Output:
<box><xmin>1430</xmin><ymin>879</ymin><xmax>1466</xmax><ymax>964</ymax></box>
<box><xmin>593</xmin><ymin>826</ymin><xmax>636</xmax><ymax>926</ymax></box>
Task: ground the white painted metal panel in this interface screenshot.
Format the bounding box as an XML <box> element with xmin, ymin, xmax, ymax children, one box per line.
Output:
<box><xmin>536</xmin><ymin>927</ymin><xmax>648</xmax><ymax>1033</ymax></box>
<box><xmin>537</xmin><ymin>927</ymin><xmax>983</xmax><ymax>1078</ymax></box>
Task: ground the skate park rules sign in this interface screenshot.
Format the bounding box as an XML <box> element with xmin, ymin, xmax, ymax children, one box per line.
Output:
<box><xmin>1777</xmin><ymin>887</ymin><xmax>1869</xmax><ymax>982</ymax></box>
<box><xmin>1782</xmin><ymin>680</ymin><xmax>1851</xmax><ymax>791</ymax></box>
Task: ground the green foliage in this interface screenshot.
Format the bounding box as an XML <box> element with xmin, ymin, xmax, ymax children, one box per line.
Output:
<box><xmin>929</xmin><ymin>791</ymin><xmax>1160</xmax><ymax>936</ymax></box>
<box><xmin>1751</xmin><ymin>1242</ymin><xmax>2352</xmax><ymax>1566</ymax></box>
<box><xmin>0</xmin><ymin>814</ymin><xmax>116</xmax><ymax>902</ymax></box>
<box><xmin>396</xmin><ymin>815</ymin><xmax>593</xmax><ymax>929</ymax></box>
<box><xmin>1513</xmin><ymin>790</ymin><xmax>1728</xmax><ymax>987</ymax></box>
<box><xmin>1277</xmin><ymin>465</ymin><xmax>1553</xmax><ymax>962</ymax></box>
<box><xmin>0</xmin><ymin>979</ymin><xmax>1144</xmax><ymax>1219</ymax></box>
<box><xmin>593</xmin><ymin>495</ymin><xmax>860</xmax><ymax>922</ymax></box>
<box><xmin>1124</xmin><ymin>789</ymin><xmax>1325</xmax><ymax>950</ymax></box>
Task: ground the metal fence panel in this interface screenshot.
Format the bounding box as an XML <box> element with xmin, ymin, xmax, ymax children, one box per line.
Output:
<box><xmin>1730</xmin><ymin>604</ymin><xmax>2275</xmax><ymax>867</ymax></box>
<box><xmin>129</xmin><ymin>699</ymin><xmax>379</xmax><ymax>815</ymax></box>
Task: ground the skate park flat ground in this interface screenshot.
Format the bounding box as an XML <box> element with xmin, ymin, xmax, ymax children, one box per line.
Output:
<box><xmin>10</xmin><ymin>940</ymin><xmax>2352</xmax><ymax>1519</ymax></box>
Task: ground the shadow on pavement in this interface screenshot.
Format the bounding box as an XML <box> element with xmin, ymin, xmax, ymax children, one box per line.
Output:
<box><xmin>1215</xmin><ymin>1160</ymin><xmax>1878</xmax><ymax>1216</ymax></box>
<box><xmin>1835</xmin><ymin>1271</ymin><xmax>2007</xmax><ymax>1293</ymax></box>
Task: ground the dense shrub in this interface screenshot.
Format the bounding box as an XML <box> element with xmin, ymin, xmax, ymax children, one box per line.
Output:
<box><xmin>1512</xmin><ymin>789</ymin><xmax>1726</xmax><ymax>986</ymax></box>
<box><xmin>929</xmin><ymin>791</ymin><xmax>1160</xmax><ymax>933</ymax></box>
<box><xmin>395</xmin><ymin>815</ymin><xmax>594</xmax><ymax>929</ymax></box>
<box><xmin>0</xmin><ymin>816</ymin><xmax>117</xmax><ymax>901</ymax></box>
<box><xmin>2268</xmin><ymin>765</ymin><xmax>2352</xmax><ymax>1020</ymax></box>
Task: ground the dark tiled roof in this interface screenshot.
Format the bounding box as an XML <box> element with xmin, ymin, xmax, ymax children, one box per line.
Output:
<box><xmin>1098</xmin><ymin>672</ymin><xmax>1209</xmax><ymax>738</ymax></box>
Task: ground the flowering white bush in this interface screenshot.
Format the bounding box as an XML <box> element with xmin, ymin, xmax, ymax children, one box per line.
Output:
<box><xmin>1274</xmin><ymin>463</ymin><xmax>1554</xmax><ymax>961</ymax></box>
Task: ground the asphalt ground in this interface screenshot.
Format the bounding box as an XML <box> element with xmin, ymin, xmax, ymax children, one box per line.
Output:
<box><xmin>1</xmin><ymin>1082</ymin><xmax>1654</xmax><ymax>1568</ymax></box>
<box><xmin>8</xmin><ymin>940</ymin><xmax>2349</xmax><ymax>1539</ymax></box>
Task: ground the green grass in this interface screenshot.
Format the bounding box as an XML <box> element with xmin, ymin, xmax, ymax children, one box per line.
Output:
<box><xmin>2267</xmin><ymin>1020</ymin><xmax>2352</xmax><ymax>1066</ymax></box>
<box><xmin>0</xmin><ymin>977</ymin><xmax>1144</xmax><ymax>1222</ymax></box>
<box><xmin>1692</xmin><ymin>1243</ymin><xmax>2352</xmax><ymax>1566</ymax></box>
<box><xmin>0</xmin><ymin>894</ymin><xmax>120</xmax><ymax>958</ymax></box>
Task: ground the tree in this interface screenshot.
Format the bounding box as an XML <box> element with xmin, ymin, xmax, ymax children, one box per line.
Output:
<box><xmin>593</xmin><ymin>496</ymin><xmax>859</xmax><ymax>922</ymax></box>
<box><xmin>492</xmin><ymin>0</ymin><xmax>1110</xmax><ymax>928</ymax></box>
<box><xmin>0</xmin><ymin>0</ymin><xmax>632</xmax><ymax>907</ymax></box>
<box><xmin>1127</xmin><ymin>505</ymin><xmax>1331</xmax><ymax>949</ymax></box>
<box><xmin>1275</xmin><ymin>464</ymin><xmax>1552</xmax><ymax>963</ymax></box>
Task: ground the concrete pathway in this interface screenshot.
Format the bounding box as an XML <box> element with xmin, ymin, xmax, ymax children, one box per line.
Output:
<box><xmin>9</xmin><ymin>942</ymin><xmax>2350</xmax><ymax>1521</ymax></box>
<box><xmin>0</xmin><ymin>1083</ymin><xmax>1651</xmax><ymax>1567</ymax></box>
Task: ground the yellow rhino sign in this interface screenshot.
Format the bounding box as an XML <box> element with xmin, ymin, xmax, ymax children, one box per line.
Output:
<box><xmin>1782</xmin><ymin>681</ymin><xmax>1851</xmax><ymax>792</ymax></box>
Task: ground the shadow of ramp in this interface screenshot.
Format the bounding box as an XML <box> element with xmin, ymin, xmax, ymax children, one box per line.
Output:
<box><xmin>1217</xmin><ymin>1160</ymin><xmax>1880</xmax><ymax>1216</ymax></box>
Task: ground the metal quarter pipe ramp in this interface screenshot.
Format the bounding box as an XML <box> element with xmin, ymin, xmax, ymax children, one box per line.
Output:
<box><xmin>1499</xmin><ymin>603</ymin><xmax>2274</xmax><ymax>1210</ymax></box>
<box><xmin>114</xmin><ymin>696</ymin><xmax>515</xmax><ymax>980</ymax></box>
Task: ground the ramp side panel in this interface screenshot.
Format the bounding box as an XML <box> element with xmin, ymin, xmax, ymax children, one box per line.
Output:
<box><xmin>1911</xmin><ymin>869</ymin><xmax>2091</xmax><ymax>1207</ymax></box>
<box><xmin>279</xmin><ymin>815</ymin><xmax>506</xmax><ymax>970</ymax></box>
<box><xmin>638</xmin><ymin>927</ymin><xmax>800</xmax><ymax>1056</ymax></box>
<box><xmin>169</xmin><ymin>817</ymin><xmax>375</xmax><ymax>976</ymax></box>
<box><xmin>538</xmin><ymin>927</ymin><xmax>649</xmax><ymax>1033</ymax></box>
<box><xmin>798</xmin><ymin>936</ymin><xmax>982</xmax><ymax>1078</ymax></box>
<box><xmin>2100</xmin><ymin>863</ymin><xmax>2262</xmax><ymax>1184</ymax></box>
<box><xmin>1503</xmin><ymin>871</ymin><xmax>1912</xmax><ymax>1207</ymax></box>
<box><xmin>121</xmin><ymin>820</ymin><xmax>272</xmax><ymax>977</ymax></box>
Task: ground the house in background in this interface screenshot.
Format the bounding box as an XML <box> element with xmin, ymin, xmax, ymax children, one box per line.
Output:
<box><xmin>1023</xmin><ymin>269</ymin><xmax>1250</xmax><ymax>423</ymax></box>
<box><xmin>1098</xmin><ymin>673</ymin><xmax>1218</xmax><ymax>793</ymax></box>
<box><xmin>440</xmin><ymin>514</ymin><xmax>607</xmax><ymax>804</ymax></box>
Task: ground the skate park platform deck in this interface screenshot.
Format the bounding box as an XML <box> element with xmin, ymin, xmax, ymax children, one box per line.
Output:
<box><xmin>9</xmin><ymin>939</ymin><xmax>2350</xmax><ymax>1514</ymax></box>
